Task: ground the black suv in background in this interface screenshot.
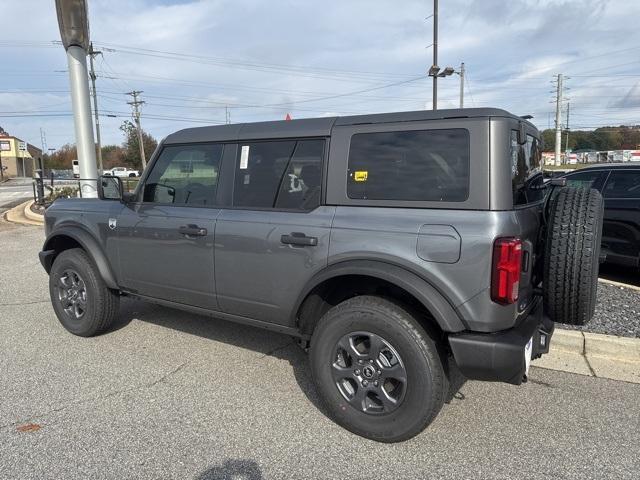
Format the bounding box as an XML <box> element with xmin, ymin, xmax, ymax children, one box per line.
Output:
<box><xmin>563</xmin><ymin>164</ymin><xmax>640</xmax><ymax>268</ymax></box>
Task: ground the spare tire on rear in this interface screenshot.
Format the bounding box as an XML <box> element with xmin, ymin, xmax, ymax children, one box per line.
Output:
<box><xmin>543</xmin><ymin>187</ymin><xmax>604</xmax><ymax>326</ymax></box>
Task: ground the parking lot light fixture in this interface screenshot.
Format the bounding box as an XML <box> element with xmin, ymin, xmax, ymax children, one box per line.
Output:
<box><xmin>55</xmin><ymin>0</ymin><xmax>90</xmax><ymax>50</ymax></box>
<box><xmin>437</xmin><ymin>67</ymin><xmax>455</xmax><ymax>77</ymax></box>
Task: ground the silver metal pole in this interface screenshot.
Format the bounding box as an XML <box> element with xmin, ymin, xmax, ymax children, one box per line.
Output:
<box><xmin>66</xmin><ymin>45</ymin><xmax>98</xmax><ymax>197</ymax></box>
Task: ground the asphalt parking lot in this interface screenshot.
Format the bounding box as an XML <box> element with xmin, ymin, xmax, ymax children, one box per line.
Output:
<box><xmin>1</xmin><ymin>221</ymin><xmax>639</xmax><ymax>479</ymax></box>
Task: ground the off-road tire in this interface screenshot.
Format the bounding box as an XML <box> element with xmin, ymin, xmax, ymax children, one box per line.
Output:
<box><xmin>309</xmin><ymin>295</ymin><xmax>446</xmax><ymax>443</ymax></box>
<box><xmin>543</xmin><ymin>187</ymin><xmax>604</xmax><ymax>325</ymax></box>
<box><xmin>49</xmin><ymin>248</ymin><xmax>120</xmax><ymax>337</ymax></box>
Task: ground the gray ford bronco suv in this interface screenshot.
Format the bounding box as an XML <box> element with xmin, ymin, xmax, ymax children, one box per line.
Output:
<box><xmin>40</xmin><ymin>108</ymin><xmax>604</xmax><ymax>442</ymax></box>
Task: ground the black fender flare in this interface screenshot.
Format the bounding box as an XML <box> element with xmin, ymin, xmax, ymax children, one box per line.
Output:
<box><xmin>41</xmin><ymin>226</ymin><xmax>118</xmax><ymax>290</ymax></box>
<box><xmin>291</xmin><ymin>259</ymin><xmax>466</xmax><ymax>333</ymax></box>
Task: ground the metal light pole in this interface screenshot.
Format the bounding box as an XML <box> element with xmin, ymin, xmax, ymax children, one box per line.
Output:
<box><xmin>55</xmin><ymin>0</ymin><xmax>98</xmax><ymax>197</ymax></box>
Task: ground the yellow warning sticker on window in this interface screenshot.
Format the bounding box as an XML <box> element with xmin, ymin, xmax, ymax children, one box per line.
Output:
<box><xmin>354</xmin><ymin>171</ymin><xmax>368</xmax><ymax>182</ymax></box>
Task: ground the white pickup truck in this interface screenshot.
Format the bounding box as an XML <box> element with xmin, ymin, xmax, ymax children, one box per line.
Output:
<box><xmin>104</xmin><ymin>167</ymin><xmax>139</xmax><ymax>177</ymax></box>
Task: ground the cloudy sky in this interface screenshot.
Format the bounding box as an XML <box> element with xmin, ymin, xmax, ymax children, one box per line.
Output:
<box><xmin>1</xmin><ymin>0</ymin><xmax>639</xmax><ymax>150</ymax></box>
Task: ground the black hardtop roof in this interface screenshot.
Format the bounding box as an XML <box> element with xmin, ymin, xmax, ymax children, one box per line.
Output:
<box><xmin>164</xmin><ymin>108</ymin><xmax>527</xmax><ymax>144</ymax></box>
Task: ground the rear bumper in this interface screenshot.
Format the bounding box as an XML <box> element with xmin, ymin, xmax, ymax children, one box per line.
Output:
<box><xmin>448</xmin><ymin>299</ymin><xmax>553</xmax><ymax>385</ymax></box>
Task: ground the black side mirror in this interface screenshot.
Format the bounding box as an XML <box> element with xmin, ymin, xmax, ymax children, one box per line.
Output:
<box><xmin>98</xmin><ymin>175</ymin><xmax>123</xmax><ymax>201</ymax></box>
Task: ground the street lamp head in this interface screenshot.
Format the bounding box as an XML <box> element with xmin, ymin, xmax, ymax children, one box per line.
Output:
<box><xmin>438</xmin><ymin>66</ymin><xmax>456</xmax><ymax>77</ymax></box>
<box><xmin>428</xmin><ymin>65</ymin><xmax>440</xmax><ymax>77</ymax></box>
<box><xmin>55</xmin><ymin>0</ymin><xmax>90</xmax><ymax>50</ymax></box>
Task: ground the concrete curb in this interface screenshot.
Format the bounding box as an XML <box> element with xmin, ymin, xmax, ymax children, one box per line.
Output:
<box><xmin>535</xmin><ymin>328</ymin><xmax>640</xmax><ymax>383</ymax></box>
<box><xmin>584</xmin><ymin>331</ymin><xmax>640</xmax><ymax>362</ymax></box>
<box><xmin>4</xmin><ymin>201</ymin><xmax>43</xmax><ymax>226</ymax></box>
<box><xmin>552</xmin><ymin>328</ymin><xmax>640</xmax><ymax>361</ymax></box>
<box><xmin>550</xmin><ymin>329</ymin><xmax>584</xmax><ymax>354</ymax></box>
<box><xmin>23</xmin><ymin>200</ymin><xmax>44</xmax><ymax>223</ymax></box>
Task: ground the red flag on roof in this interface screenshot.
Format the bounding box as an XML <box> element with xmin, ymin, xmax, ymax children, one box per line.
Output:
<box><xmin>285</xmin><ymin>113</ymin><xmax>292</xmax><ymax>121</ymax></box>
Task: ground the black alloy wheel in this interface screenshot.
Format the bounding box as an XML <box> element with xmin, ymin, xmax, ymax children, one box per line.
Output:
<box><xmin>54</xmin><ymin>269</ymin><xmax>88</xmax><ymax>321</ymax></box>
<box><xmin>332</xmin><ymin>331</ymin><xmax>407</xmax><ymax>415</ymax></box>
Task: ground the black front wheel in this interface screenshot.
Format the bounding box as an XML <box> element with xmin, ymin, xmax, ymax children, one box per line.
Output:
<box><xmin>49</xmin><ymin>248</ymin><xmax>120</xmax><ymax>337</ymax></box>
<box><xmin>310</xmin><ymin>296</ymin><xmax>446</xmax><ymax>443</ymax></box>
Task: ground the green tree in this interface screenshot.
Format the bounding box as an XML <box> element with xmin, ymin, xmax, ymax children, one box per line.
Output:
<box><xmin>47</xmin><ymin>144</ymin><xmax>77</xmax><ymax>169</ymax></box>
<box><xmin>119</xmin><ymin>120</ymin><xmax>157</xmax><ymax>169</ymax></box>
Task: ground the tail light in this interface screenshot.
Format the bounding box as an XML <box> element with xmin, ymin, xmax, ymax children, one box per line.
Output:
<box><xmin>491</xmin><ymin>237</ymin><xmax>522</xmax><ymax>305</ymax></box>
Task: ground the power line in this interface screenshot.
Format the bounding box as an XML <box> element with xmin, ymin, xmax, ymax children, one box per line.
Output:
<box><xmin>93</xmin><ymin>41</ymin><xmax>416</xmax><ymax>83</ymax></box>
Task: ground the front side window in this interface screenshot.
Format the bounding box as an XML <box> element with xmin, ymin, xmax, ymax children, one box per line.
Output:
<box><xmin>143</xmin><ymin>144</ymin><xmax>223</xmax><ymax>205</ymax></box>
<box><xmin>233</xmin><ymin>139</ymin><xmax>324</xmax><ymax>210</ymax></box>
<box><xmin>347</xmin><ymin>129</ymin><xmax>470</xmax><ymax>202</ymax></box>
<box><xmin>603</xmin><ymin>171</ymin><xmax>640</xmax><ymax>198</ymax></box>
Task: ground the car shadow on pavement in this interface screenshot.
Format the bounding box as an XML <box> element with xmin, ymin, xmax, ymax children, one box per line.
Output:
<box><xmin>195</xmin><ymin>459</ymin><xmax>263</xmax><ymax>480</ymax></box>
<box><xmin>113</xmin><ymin>298</ymin><xmax>467</xmax><ymax>425</ymax></box>
<box><xmin>113</xmin><ymin>297</ymin><xmax>332</xmax><ymax>419</ymax></box>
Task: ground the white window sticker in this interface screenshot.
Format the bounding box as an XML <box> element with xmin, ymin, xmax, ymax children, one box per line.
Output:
<box><xmin>240</xmin><ymin>145</ymin><xmax>250</xmax><ymax>170</ymax></box>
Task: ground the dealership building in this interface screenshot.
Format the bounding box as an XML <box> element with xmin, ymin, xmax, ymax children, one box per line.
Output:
<box><xmin>0</xmin><ymin>134</ymin><xmax>42</xmax><ymax>178</ymax></box>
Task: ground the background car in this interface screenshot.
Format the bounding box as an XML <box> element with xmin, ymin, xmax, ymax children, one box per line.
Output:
<box><xmin>563</xmin><ymin>164</ymin><xmax>640</xmax><ymax>268</ymax></box>
<box><xmin>104</xmin><ymin>166</ymin><xmax>140</xmax><ymax>177</ymax></box>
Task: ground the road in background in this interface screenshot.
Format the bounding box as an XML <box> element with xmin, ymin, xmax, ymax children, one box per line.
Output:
<box><xmin>0</xmin><ymin>178</ymin><xmax>32</xmax><ymax>212</ymax></box>
<box><xmin>1</xmin><ymin>222</ymin><xmax>638</xmax><ymax>479</ymax></box>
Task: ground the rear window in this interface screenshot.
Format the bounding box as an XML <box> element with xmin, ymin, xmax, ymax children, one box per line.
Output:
<box><xmin>347</xmin><ymin>129</ymin><xmax>470</xmax><ymax>202</ymax></box>
<box><xmin>511</xmin><ymin>131</ymin><xmax>543</xmax><ymax>205</ymax></box>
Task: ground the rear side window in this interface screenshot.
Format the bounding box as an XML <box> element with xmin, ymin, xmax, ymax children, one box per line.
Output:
<box><xmin>233</xmin><ymin>139</ymin><xmax>324</xmax><ymax>210</ymax></box>
<box><xmin>511</xmin><ymin>131</ymin><xmax>543</xmax><ymax>205</ymax></box>
<box><xmin>347</xmin><ymin>129</ymin><xmax>469</xmax><ymax>202</ymax></box>
<box><xmin>603</xmin><ymin>171</ymin><xmax>640</xmax><ymax>198</ymax></box>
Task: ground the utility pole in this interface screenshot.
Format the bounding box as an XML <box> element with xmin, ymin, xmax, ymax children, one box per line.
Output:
<box><xmin>39</xmin><ymin>128</ymin><xmax>47</xmax><ymax>171</ymax></box>
<box><xmin>127</xmin><ymin>90</ymin><xmax>147</xmax><ymax>170</ymax></box>
<box><xmin>458</xmin><ymin>62</ymin><xmax>465</xmax><ymax>108</ymax></box>
<box><xmin>40</xmin><ymin>128</ymin><xmax>47</xmax><ymax>153</ymax></box>
<box><xmin>564</xmin><ymin>102</ymin><xmax>570</xmax><ymax>153</ymax></box>
<box><xmin>432</xmin><ymin>0</ymin><xmax>439</xmax><ymax>110</ymax></box>
<box><xmin>554</xmin><ymin>74</ymin><xmax>563</xmax><ymax>166</ymax></box>
<box><xmin>88</xmin><ymin>43</ymin><xmax>103</xmax><ymax>173</ymax></box>
<box><xmin>225</xmin><ymin>106</ymin><xmax>231</xmax><ymax>124</ymax></box>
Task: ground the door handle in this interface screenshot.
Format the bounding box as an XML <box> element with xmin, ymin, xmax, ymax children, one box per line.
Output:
<box><xmin>281</xmin><ymin>232</ymin><xmax>318</xmax><ymax>247</ymax></box>
<box><xmin>179</xmin><ymin>224</ymin><xmax>208</xmax><ymax>237</ymax></box>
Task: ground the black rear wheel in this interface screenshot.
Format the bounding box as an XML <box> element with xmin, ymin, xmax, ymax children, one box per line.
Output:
<box><xmin>310</xmin><ymin>296</ymin><xmax>446</xmax><ymax>443</ymax></box>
